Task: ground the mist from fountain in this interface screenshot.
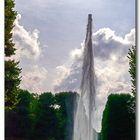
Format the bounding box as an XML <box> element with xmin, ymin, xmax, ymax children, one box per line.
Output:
<box><xmin>73</xmin><ymin>14</ymin><xmax>98</xmax><ymax>140</ymax></box>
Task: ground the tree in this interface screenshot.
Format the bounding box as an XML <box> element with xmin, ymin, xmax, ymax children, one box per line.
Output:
<box><xmin>5</xmin><ymin>90</ymin><xmax>35</xmax><ymax>139</ymax></box>
<box><xmin>55</xmin><ymin>92</ymin><xmax>77</xmax><ymax>140</ymax></box>
<box><xmin>101</xmin><ymin>94</ymin><xmax>135</xmax><ymax>140</ymax></box>
<box><xmin>5</xmin><ymin>0</ymin><xmax>17</xmax><ymax>56</ymax></box>
<box><xmin>5</xmin><ymin>90</ymin><xmax>34</xmax><ymax>139</ymax></box>
<box><xmin>127</xmin><ymin>45</ymin><xmax>136</xmax><ymax>121</ymax></box>
<box><xmin>5</xmin><ymin>0</ymin><xmax>21</xmax><ymax>110</ymax></box>
<box><xmin>127</xmin><ymin>46</ymin><xmax>136</xmax><ymax>96</ymax></box>
<box><xmin>55</xmin><ymin>92</ymin><xmax>68</xmax><ymax>140</ymax></box>
<box><xmin>5</xmin><ymin>90</ymin><xmax>78</xmax><ymax>140</ymax></box>
<box><xmin>5</xmin><ymin>60</ymin><xmax>21</xmax><ymax>109</ymax></box>
<box><xmin>33</xmin><ymin>92</ymin><xmax>57</xmax><ymax>140</ymax></box>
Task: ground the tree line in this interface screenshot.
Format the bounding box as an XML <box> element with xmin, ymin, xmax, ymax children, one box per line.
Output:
<box><xmin>5</xmin><ymin>90</ymin><xmax>77</xmax><ymax>140</ymax></box>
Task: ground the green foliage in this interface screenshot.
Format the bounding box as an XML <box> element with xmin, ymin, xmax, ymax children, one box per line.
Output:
<box><xmin>127</xmin><ymin>46</ymin><xmax>136</xmax><ymax>96</ymax></box>
<box><xmin>5</xmin><ymin>91</ymin><xmax>77</xmax><ymax>140</ymax></box>
<box><xmin>55</xmin><ymin>92</ymin><xmax>77</xmax><ymax>140</ymax></box>
<box><xmin>5</xmin><ymin>0</ymin><xmax>17</xmax><ymax>56</ymax></box>
<box><xmin>5</xmin><ymin>60</ymin><xmax>21</xmax><ymax>110</ymax></box>
<box><xmin>127</xmin><ymin>45</ymin><xmax>136</xmax><ymax>118</ymax></box>
<box><xmin>33</xmin><ymin>92</ymin><xmax>57</xmax><ymax>140</ymax></box>
<box><xmin>5</xmin><ymin>0</ymin><xmax>21</xmax><ymax>110</ymax></box>
<box><xmin>55</xmin><ymin>92</ymin><xmax>69</xmax><ymax>140</ymax></box>
<box><xmin>5</xmin><ymin>90</ymin><xmax>34</xmax><ymax>138</ymax></box>
<box><xmin>101</xmin><ymin>94</ymin><xmax>135</xmax><ymax>140</ymax></box>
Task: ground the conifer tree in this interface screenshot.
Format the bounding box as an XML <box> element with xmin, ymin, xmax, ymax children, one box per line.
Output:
<box><xmin>127</xmin><ymin>45</ymin><xmax>136</xmax><ymax>122</ymax></box>
<box><xmin>5</xmin><ymin>0</ymin><xmax>21</xmax><ymax>110</ymax></box>
<box><xmin>127</xmin><ymin>46</ymin><xmax>136</xmax><ymax>96</ymax></box>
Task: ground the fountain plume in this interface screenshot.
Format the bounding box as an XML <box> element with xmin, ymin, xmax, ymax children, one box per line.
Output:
<box><xmin>73</xmin><ymin>14</ymin><xmax>98</xmax><ymax>140</ymax></box>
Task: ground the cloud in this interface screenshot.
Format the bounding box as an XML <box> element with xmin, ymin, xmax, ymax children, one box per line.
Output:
<box><xmin>54</xmin><ymin>28</ymin><xmax>134</xmax><ymax>93</ymax></box>
<box><xmin>20</xmin><ymin>65</ymin><xmax>48</xmax><ymax>94</ymax></box>
<box><xmin>53</xmin><ymin>65</ymin><xmax>70</xmax><ymax>86</ymax></box>
<box><xmin>54</xmin><ymin>56</ymin><xmax>83</xmax><ymax>92</ymax></box>
<box><xmin>53</xmin><ymin>42</ymin><xmax>85</xmax><ymax>92</ymax></box>
<box><xmin>12</xmin><ymin>14</ymin><xmax>41</xmax><ymax>60</ymax></box>
<box><xmin>124</xmin><ymin>29</ymin><xmax>135</xmax><ymax>45</ymax></box>
<box><xmin>7</xmin><ymin>14</ymin><xmax>50</xmax><ymax>94</ymax></box>
<box><xmin>70</xmin><ymin>42</ymin><xmax>84</xmax><ymax>60</ymax></box>
<box><xmin>53</xmin><ymin>28</ymin><xmax>135</xmax><ymax>131</ymax></box>
<box><xmin>93</xmin><ymin>28</ymin><xmax>130</xmax><ymax>61</ymax></box>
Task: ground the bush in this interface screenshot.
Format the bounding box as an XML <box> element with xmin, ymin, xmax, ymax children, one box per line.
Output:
<box><xmin>101</xmin><ymin>94</ymin><xmax>135</xmax><ymax>140</ymax></box>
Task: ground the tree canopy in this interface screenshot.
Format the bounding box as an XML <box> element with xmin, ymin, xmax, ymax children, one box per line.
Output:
<box><xmin>5</xmin><ymin>91</ymin><xmax>77</xmax><ymax>140</ymax></box>
<box><xmin>101</xmin><ymin>94</ymin><xmax>135</xmax><ymax>140</ymax></box>
<box><xmin>127</xmin><ymin>46</ymin><xmax>136</xmax><ymax>96</ymax></box>
<box><xmin>5</xmin><ymin>0</ymin><xmax>21</xmax><ymax>110</ymax></box>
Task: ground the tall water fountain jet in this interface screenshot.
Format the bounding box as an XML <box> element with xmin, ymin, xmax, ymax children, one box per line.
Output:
<box><xmin>73</xmin><ymin>14</ymin><xmax>98</xmax><ymax>140</ymax></box>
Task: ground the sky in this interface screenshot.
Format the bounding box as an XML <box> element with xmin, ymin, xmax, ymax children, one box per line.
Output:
<box><xmin>13</xmin><ymin>0</ymin><xmax>135</xmax><ymax>131</ymax></box>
